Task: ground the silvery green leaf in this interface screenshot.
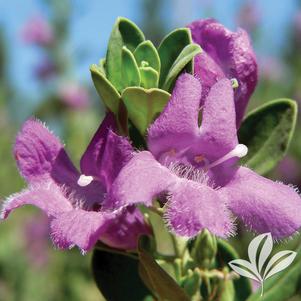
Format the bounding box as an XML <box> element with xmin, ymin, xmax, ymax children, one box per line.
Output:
<box><xmin>228</xmin><ymin>259</ymin><xmax>262</xmax><ymax>282</ymax></box>
<box><xmin>98</xmin><ymin>58</ymin><xmax>106</xmax><ymax>75</ymax></box>
<box><xmin>106</xmin><ymin>17</ymin><xmax>145</xmax><ymax>91</ymax></box>
<box><xmin>134</xmin><ymin>40</ymin><xmax>160</xmax><ymax>72</ymax></box>
<box><xmin>90</xmin><ymin>64</ymin><xmax>121</xmax><ymax>115</ymax></box>
<box><xmin>264</xmin><ymin>251</ymin><xmax>297</xmax><ymax>280</ymax></box>
<box><xmin>161</xmin><ymin>43</ymin><xmax>201</xmax><ymax>91</ymax></box>
<box><xmin>158</xmin><ymin>28</ymin><xmax>192</xmax><ymax>89</ymax></box>
<box><xmin>139</xmin><ymin>66</ymin><xmax>159</xmax><ymax>88</ymax></box>
<box><xmin>121</xmin><ymin>46</ymin><xmax>141</xmax><ymax>89</ymax></box>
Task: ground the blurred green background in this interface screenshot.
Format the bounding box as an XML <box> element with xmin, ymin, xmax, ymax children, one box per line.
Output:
<box><xmin>1</xmin><ymin>0</ymin><xmax>301</xmax><ymax>300</ymax></box>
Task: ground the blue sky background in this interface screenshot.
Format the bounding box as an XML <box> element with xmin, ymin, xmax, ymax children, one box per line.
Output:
<box><xmin>0</xmin><ymin>0</ymin><xmax>298</xmax><ymax>98</ymax></box>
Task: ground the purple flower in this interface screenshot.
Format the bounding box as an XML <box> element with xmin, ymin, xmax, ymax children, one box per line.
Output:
<box><xmin>237</xmin><ymin>1</ymin><xmax>260</xmax><ymax>33</ymax></box>
<box><xmin>259</xmin><ymin>56</ymin><xmax>285</xmax><ymax>82</ymax></box>
<box><xmin>187</xmin><ymin>19</ymin><xmax>258</xmax><ymax>125</ymax></box>
<box><xmin>34</xmin><ymin>58</ymin><xmax>57</xmax><ymax>81</ymax></box>
<box><xmin>24</xmin><ymin>213</ymin><xmax>50</xmax><ymax>268</ymax></box>
<box><xmin>22</xmin><ymin>15</ymin><xmax>54</xmax><ymax>46</ymax></box>
<box><xmin>106</xmin><ymin>74</ymin><xmax>301</xmax><ymax>239</ymax></box>
<box><xmin>1</xmin><ymin>114</ymin><xmax>150</xmax><ymax>252</ymax></box>
<box><xmin>59</xmin><ymin>83</ymin><xmax>90</xmax><ymax>110</ymax></box>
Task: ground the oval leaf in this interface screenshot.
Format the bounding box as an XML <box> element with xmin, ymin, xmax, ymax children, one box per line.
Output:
<box><xmin>238</xmin><ymin>99</ymin><xmax>297</xmax><ymax>175</ymax></box>
<box><xmin>138</xmin><ymin>236</ymin><xmax>190</xmax><ymax>301</ymax></box>
<box><xmin>122</xmin><ymin>87</ymin><xmax>170</xmax><ymax>135</ymax></box>
<box><xmin>264</xmin><ymin>251</ymin><xmax>297</xmax><ymax>280</ymax></box>
<box><xmin>134</xmin><ymin>40</ymin><xmax>160</xmax><ymax>72</ymax></box>
<box><xmin>139</xmin><ymin>66</ymin><xmax>159</xmax><ymax>89</ymax></box>
<box><xmin>121</xmin><ymin>46</ymin><xmax>141</xmax><ymax>89</ymax></box>
<box><xmin>106</xmin><ymin>17</ymin><xmax>145</xmax><ymax>91</ymax></box>
<box><xmin>90</xmin><ymin>64</ymin><xmax>121</xmax><ymax>115</ymax></box>
<box><xmin>162</xmin><ymin>43</ymin><xmax>202</xmax><ymax>91</ymax></box>
<box><xmin>158</xmin><ymin>28</ymin><xmax>192</xmax><ymax>88</ymax></box>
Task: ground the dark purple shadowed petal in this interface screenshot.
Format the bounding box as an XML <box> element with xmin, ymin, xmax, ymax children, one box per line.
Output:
<box><xmin>14</xmin><ymin>119</ymin><xmax>78</xmax><ymax>184</ymax></box>
<box><xmin>104</xmin><ymin>151</ymin><xmax>176</xmax><ymax>210</ymax></box>
<box><xmin>165</xmin><ymin>179</ymin><xmax>233</xmax><ymax>238</ymax></box>
<box><xmin>148</xmin><ymin>73</ymin><xmax>202</xmax><ymax>161</ymax></box>
<box><xmin>50</xmin><ymin>209</ymin><xmax>115</xmax><ymax>252</ymax></box>
<box><xmin>100</xmin><ymin>206</ymin><xmax>151</xmax><ymax>250</ymax></box>
<box><xmin>80</xmin><ymin>113</ymin><xmax>133</xmax><ymax>189</ymax></box>
<box><xmin>188</xmin><ymin>18</ymin><xmax>258</xmax><ymax>125</ymax></box>
<box><xmin>220</xmin><ymin>167</ymin><xmax>301</xmax><ymax>239</ymax></box>
<box><xmin>1</xmin><ymin>181</ymin><xmax>72</xmax><ymax>219</ymax></box>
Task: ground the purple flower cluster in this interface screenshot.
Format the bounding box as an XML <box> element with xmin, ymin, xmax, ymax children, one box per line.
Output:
<box><xmin>2</xmin><ymin>19</ymin><xmax>301</xmax><ymax>253</ymax></box>
<box><xmin>2</xmin><ymin>114</ymin><xmax>150</xmax><ymax>252</ymax></box>
<box><xmin>22</xmin><ymin>15</ymin><xmax>54</xmax><ymax>46</ymax></box>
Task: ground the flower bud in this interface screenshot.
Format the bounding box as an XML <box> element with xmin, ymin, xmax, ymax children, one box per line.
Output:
<box><xmin>191</xmin><ymin>229</ymin><xmax>217</xmax><ymax>269</ymax></box>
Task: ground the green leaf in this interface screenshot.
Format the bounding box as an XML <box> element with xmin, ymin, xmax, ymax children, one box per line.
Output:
<box><xmin>238</xmin><ymin>99</ymin><xmax>297</xmax><ymax>175</ymax></box>
<box><xmin>122</xmin><ymin>87</ymin><xmax>170</xmax><ymax>135</ymax></box>
<box><xmin>139</xmin><ymin>66</ymin><xmax>159</xmax><ymax>88</ymax></box>
<box><xmin>121</xmin><ymin>46</ymin><xmax>141</xmax><ymax>88</ymax></box>
<box><xmin>106</xmin><ymin>17</ymin><xmax>145</xmax><ymax>91</ymax></box>
<box><xmin>92</xmin><ymin>249</ymin><xmax>150</xmax><ymax>301</ymax></box>
<box><xmin>138</xmin><ymin>236</ymin><xmax>190</xmax><ymax>301</ymax></box>
<box><xmin>246</xmin><ymin>250</ymin><xmax>301</xmax><ymax>301</ymax></box>
<box><xmin>162</xmin><ymin>44</ymin><xmax>201</xmax><ymax>91</ymax></box>
<box><xmin>98</xmin><ymin>58</ymin><xmax>106</xmax><ymax>75</ymax></box>
<box><xmin>134</xmin><ymin>40</ymin><xmax>161</xmax><ymax>72</ymax></box>
<box><xmin>90</xmin><ymin>64</ymin><xmax>121</xmax><ymax>115</ymax></box>
<box><xmin>217</xmin><ymin>239</ymin><xmax>253</xmax><ymax>301</ymax></box>
<box><xmin>158</xmin><ymin>28</ymin><xmax>193</xmax><ymax>89</ymax></box>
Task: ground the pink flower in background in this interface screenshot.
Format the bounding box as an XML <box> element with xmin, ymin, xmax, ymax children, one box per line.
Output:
<box><xmin>34</xmin><ymin>58</ymin><xmax>57</xmax><ymax>81</ymax></box>
<box><xmin>294</xmin><ymin>10</ymin><xmax>301</xmax><ymax>36</ymax></box>
<box><xmin>24</xmin><ymin>213</ymin><xmax>49</xmax><ymax>268</ymax></box>
<box><xmin>22</xmin><ymin>15</ymin><xmax>54</xmax><ymax>46</ymax></box>
<box><xmin>259</xmin><ymin>56</ymin><xmax>286</xmax><ymax>82</ymax></box>
<box><xmin>237</xmin><ymin>1</ymin><xmax>260</xmax><ymax>32</ymax></box>
<box><xmin>59</xmin><ymin>83</ymin><xmax>90</xmax><ymax>110</ymax></box>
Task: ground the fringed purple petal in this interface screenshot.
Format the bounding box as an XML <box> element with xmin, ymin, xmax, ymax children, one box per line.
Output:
<box><xmin>165</xmin><ymin>180</ymin><xmax>233</xmax><ymax>238</ymax></box>
<box><xmin>14</xmin><ymin>119</ymin><xmax>78</xmax><ymax>184</ymax></box>
<box><xmin>80</xmin><ymin>113</ymin><xmax>133</xmax><ymax>189</ymax></box>
<box><xmin>221</xmin><ymin>167</ymin><xmax>301</xmax><ymax>238</ymax></box>
<box><xmin>100</xmin><ymin>206</ymin><xmax>151</xmax><ymax>250</ymax></box>
<box><xmin>147</xmin><ymin>73</ymin><xmax>202</xmax><ymax>160</ymax></box>
<box><xmin>104</xmin><ymin>151</ymin><xmax>176</xmax><ymax>209</ymax></box>
<box><xmin>1</xmin><ymin>181</ymin><xmax>72</xmax><ymax>219</ymax></box>
<box><xmin>50</xmin><ymin>209</ymin><xmax>113</xmax><ymax>252</ymax></box>
<box><xmin>188</xmin><ymin>18</ymin><xmax>258</xmax><ymax>125</ymax></box>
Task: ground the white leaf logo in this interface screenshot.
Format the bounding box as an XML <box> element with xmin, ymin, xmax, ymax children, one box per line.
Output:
<box><xmin>228</xmin><ymin>233</ymin><xmax>297</xmax><ymax>297</ymax></box>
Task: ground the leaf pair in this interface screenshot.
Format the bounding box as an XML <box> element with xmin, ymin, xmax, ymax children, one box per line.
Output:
<box><xmin>229</xmin><ymin>233</ymin><xmax>296</xmax><ymax>296</ymax></box>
